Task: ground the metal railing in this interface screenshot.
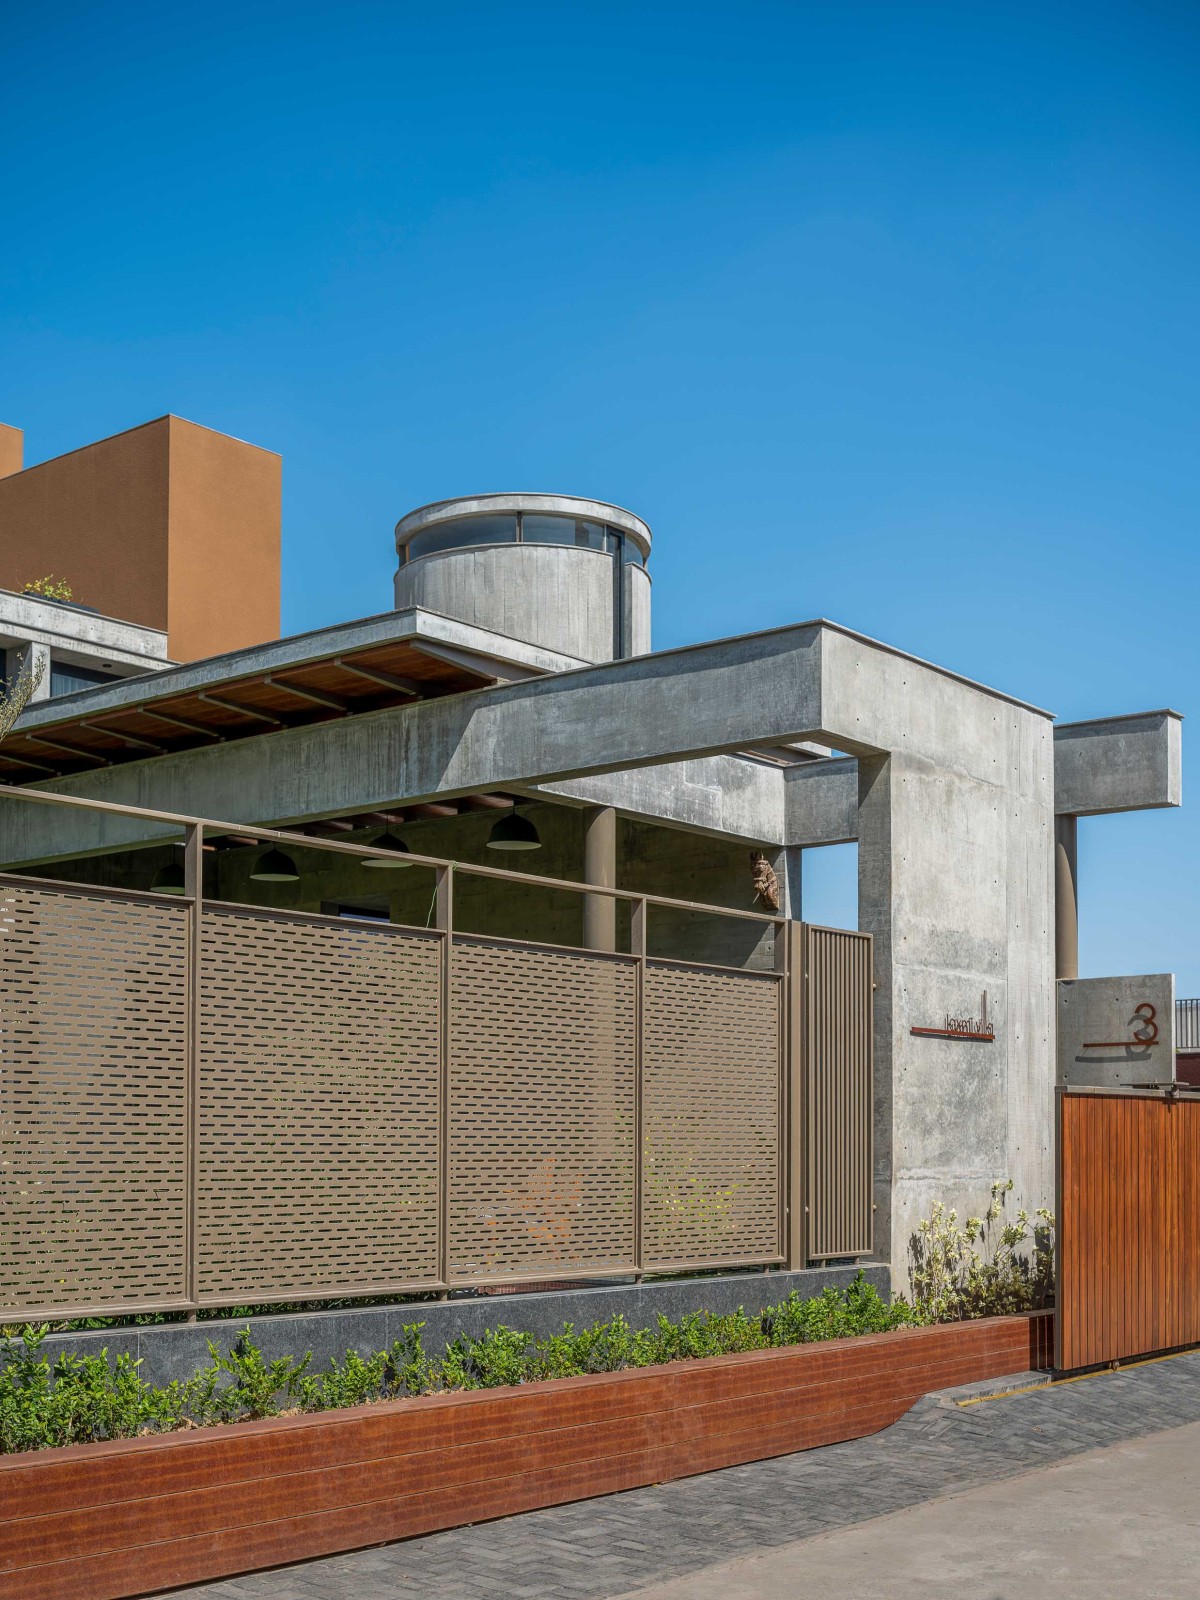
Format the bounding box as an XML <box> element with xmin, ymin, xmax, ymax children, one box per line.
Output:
<box><xmin>0</xmin><ymin>784</ymin><xmax>873</xmax><ymax>1322</ymax></box>
<box><xmin>1177</xmin><ymin>998</ymin><xmax>1200</xmax><ymax>1052</ymax></box>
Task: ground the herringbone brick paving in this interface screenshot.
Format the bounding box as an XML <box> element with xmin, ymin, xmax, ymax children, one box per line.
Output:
<box><xmin>174</xmin><ymin>1350</ymin><xmax>1200</xmax><ymax>1600</ymax></box>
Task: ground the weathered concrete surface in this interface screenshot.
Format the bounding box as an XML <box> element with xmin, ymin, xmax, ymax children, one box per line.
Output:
<box><xmin>0</xmin><ymin>586</ymin><xmax>170</xmax><ymax>668</ymax></box>
<box><xmin>1057</xmin><ymin>973</ymin><xmax>1176</xmax><ymax>1087</ymax></box>
<box><xmin>1</xmin><ymin>617</ymin><xmax>1061</xmax><ymax>1291</ymax></box>
<box><xmin>785</xmin><ymin>755</ymin><xmax>857</xmax><ymax>845</ymax></box>
<box><xmin>858</xmin><ymin>727</ymin><xmax>1054</xmax><ymax>1286</ymax></box>
<box><xmin>1054</xmin><ymin>709</ymin><xmax>1182</xmax><ymax>816</ymax></box>
<box><xmin>396</xmin><ymin>543</ymin><xmax>644</xmax><ymax>664</ymax></box>
<box><xmin>11</xmin><ymin>605</ymin><xmax>587</xmax><ymax>739</ymax></box>
<box><xmin>542</xmin><ymin>754</ymin><xmax>786</xmax><ymax>846</ymax></box>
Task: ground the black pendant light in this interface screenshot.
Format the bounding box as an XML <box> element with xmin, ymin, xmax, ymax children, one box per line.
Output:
<box><xmin>250</xmin><ymin>846</ymin><xmax>301</xmax><ymax>882</ymax></box>
<box><xmin>151</xmin><ymin>858</ymin><xmax>186</xmax><ymax>894</ymax></box>
<box><xmin>362</xmin><ymin>831</ymin><xmax>411</xmax><ymax>868</ymax></box>
<box><xmin>486</xmin><ymin>808</ymin><xmax>542</xmax><ymax>851</ymax></box>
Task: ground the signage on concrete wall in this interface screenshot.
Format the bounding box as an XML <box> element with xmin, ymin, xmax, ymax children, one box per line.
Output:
<box><xmin>911</xmin><ymin>990</ymin><xmax>996</xmax><ymax>1042</ymax></box>
<box><xmin>1057</xmin><ymin>973</ymin><xmax>1176</xmax><ymax>1088</ymax></box>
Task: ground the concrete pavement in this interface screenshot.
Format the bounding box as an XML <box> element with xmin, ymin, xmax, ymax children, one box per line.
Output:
<box><xmin>619</xmin><ymin>1417</ymin><xmax>1200</xmax><ymax>1599</ymax></box>
<box><xmin>176</xmin><ymin>1348</ymin><xmax>1200</xmax><ymax>1600</ymax></box>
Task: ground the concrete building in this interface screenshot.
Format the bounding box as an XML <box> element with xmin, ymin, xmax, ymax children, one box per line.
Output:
<box><xmin>0</xmin><ymin>418</ymin><xmax>1184</xmax><ymax>1283</ymax></box>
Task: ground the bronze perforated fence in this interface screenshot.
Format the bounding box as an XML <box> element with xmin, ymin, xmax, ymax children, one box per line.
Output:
<box><xmin>0</xmin><ymin>787</ymin><xmax>875</xmax><ymax>1321</ymax></box>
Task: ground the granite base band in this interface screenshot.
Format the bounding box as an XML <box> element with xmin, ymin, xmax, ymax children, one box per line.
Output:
<box><xmin>3</xmin><ymin>1265</ymin><xmax>889</xmax><ymax>1389</ymax></box>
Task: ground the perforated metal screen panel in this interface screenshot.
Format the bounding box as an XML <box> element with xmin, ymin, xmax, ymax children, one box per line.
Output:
<box><xmin>642</xmin><ymin>961</ymin><xmax>782</xmax><ymax>1268</ymax></box>
<box><xmin>198</xmin><ymin>907</ymin><xmax>442</xmax><ymax>1299</ymax></box>
<box><xmin>448</xmin><ymin>936</ymin><xmax>637</xmax><ymax>1282</ymax></box>
<box><xmin>803</xmin><ymin>925</ymin><xmax>873</xmax><ymax>1259</ymax></box>
<box><xmin>0</xmin><ymin>880</ymin><xmax>190</xmax><ymax>1315</ymax></box>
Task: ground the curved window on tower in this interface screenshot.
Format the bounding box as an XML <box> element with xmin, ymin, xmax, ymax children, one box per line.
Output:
<box><xmin>403</xmin><ymin>514</ymin><xmax>518</xmax><ymax>563</ymax></box>
<box><xmin>521</xmin><ymin>514</ymin><xmax>614</xmax><ymax>552</ymax></box>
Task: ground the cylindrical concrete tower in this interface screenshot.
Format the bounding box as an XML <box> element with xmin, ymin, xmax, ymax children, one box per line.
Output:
<box><xmin>394</xmin><ymin>494</ymin><xmax>651</xmax><ymax>662</ymax></box>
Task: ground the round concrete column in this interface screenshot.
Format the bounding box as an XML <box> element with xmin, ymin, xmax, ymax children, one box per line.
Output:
<box><xmin>1055</xmin><ymin>815</ymin><xmax>1079</xmax><ymax>981</ymax></box>
<box><xmin>583</xmin><ymin>806</ymin><xmax>617</xmax><ymax>952</ymax></box>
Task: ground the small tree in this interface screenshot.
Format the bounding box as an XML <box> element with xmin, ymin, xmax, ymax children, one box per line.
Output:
<box><xmin>0</xmin><ymin>652</ymin><xmax>45</xmax><ymax>744</ymax></box>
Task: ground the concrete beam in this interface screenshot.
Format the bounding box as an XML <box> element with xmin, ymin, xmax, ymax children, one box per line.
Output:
<box><xmin>1</xmin><ymin>621</ymin><xmax>1049</xmax><ymax>866</ymax></box>
<box><xmin>1053</xmin><ymin>710</ymin><xmax>1182</xmax><ymax>817</ymax></box>
<box><xmin>785</xmin><ymin>756</ymin><xmax>858</xmax><ymax>847</ymax></box>
<box><xmin>538</xmin><ymin>755</ymin><xmax>786</xmax><ymax>846</ymax></box>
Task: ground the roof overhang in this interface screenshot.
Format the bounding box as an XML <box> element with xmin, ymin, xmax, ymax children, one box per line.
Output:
<box><xmin>3</xmin><ymin>608</ymin><xmax>585</xmax><ymax>783</ymax></box>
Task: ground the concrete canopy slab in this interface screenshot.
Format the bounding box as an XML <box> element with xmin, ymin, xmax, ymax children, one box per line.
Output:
<box><xmin>1054</xmin><ymin>709</ymin><xmax>1182</xmax><ymax>816</ymax></box>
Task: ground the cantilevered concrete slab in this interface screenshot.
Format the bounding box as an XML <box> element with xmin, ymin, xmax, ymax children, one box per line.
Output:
<box><xmin>1054</xmin><ymin>710</ymin><xmax>1182</xmax><ymax>816</ymax></box>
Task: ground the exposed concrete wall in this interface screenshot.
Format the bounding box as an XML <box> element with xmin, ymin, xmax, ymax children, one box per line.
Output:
<box><xmin>0</xmin><ymin>588</ymin><xmax>170</xmax><ymax>671</ymax></box>
<box><xmin>395</xmin><ymin>544</ymin><xmax>648</xmax><ymax>664</ymax></box>
<box><xmin>1057</xmin><ymin>973</ymin><xmax>1176</xmax><ymax>1088</ymax></box>
<box><xmin>1054</xmin><ymin>710</ymin><xmax>1182</xmax><ymax>816</ymax></box>
<box><xmin>543</xmin><ymin>754</ymin><xmax>785</xmax><ymax>846</ymax></box>
<box><xmin>858</xmin><ymin>714</ymin><xmax>1055</xmax><ymax>1293</ymax></box>
<box><xmin>786</xmin><ymin>757</ymin><xmax>858</xmax><ymax>846</ymax></box>
<box><xmin>0</xmin><ymin>617</ymin><xmax>1064</xmax><ymax>1291</ymax></box>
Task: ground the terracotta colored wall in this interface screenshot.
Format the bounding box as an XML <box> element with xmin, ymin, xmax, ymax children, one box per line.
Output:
<box><xmin>165</xmin><ymin>417</ymin><xmax>281</xmax><ymax>661</ymax></box>
<box><xmin>0</xmin><ymin>419</ymin><xmax>171</xmax><ymax>629</ymax></box>
<box><xmin>0</xmin><ymin>416</ymin><xmax>281</xmax><ymax>660</ymax></box>
<box><xmin>0</xmin><ymin>423</ymin><xmax>22</xmax><ymax>479</ymax></box>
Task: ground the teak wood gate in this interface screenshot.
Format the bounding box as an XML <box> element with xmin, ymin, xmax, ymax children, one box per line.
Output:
<box><xmin>0</xmin><ymin>790</ymin><xmax>873</xmax><ymax>1324</ymax></box>
<box><xmin>1056</xmin><ymin>1086</ymin><xmax>1200</xmax><ymax>1370</ymax></box>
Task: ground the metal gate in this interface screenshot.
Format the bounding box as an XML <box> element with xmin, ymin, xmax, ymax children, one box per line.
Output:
<box><xmin>1057</xmin><ymin>1086</ymin><xmax>1200</xmax><ymax>1370</ymax></box>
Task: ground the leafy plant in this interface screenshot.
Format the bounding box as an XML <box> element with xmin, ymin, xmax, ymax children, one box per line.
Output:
<box><xmin>908</xmin><ymin>1180</ymin><xmax>1054</xmax><ymax>1323</ymax></box>
<box><xmin>22</xmin><ymin>575</ymin><xmax>73</xmax><ymax>601</ymax></box>
<box><xmin>0</xmin><ymin>1275</ymin><xmax>921</xmax><ymax>1456</ymax></box>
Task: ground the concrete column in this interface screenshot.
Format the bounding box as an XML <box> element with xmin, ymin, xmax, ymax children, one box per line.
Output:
<box><xmin>583</xmin><ymin>806</ymin><xmax>617</xmax><ymax>952</ymax></box>
<box><xmin>777</xmin><ymin>845</ymin><xmax>802</xmax><ymax>920</ymax></box>
<box><xmin>857</xmin><ymin>742</ymin><xmax>1055</xmax><ymax>1291</ymax></box>
<box><xmin>6</xmin><ymin>641</ymin><xmax>50</xmax><ymax>702</ymax></box>
<box><xmin>1054</xmin><ymin>815</ymin><xmax>1079</xmax><ymax>981</ymax></box>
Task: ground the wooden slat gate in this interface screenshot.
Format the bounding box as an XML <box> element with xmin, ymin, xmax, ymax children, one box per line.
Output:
<box><xmin>1056</xmin><ymin>1086</ymin><xmax>1200</xmax><ymax>1370</ymax></box>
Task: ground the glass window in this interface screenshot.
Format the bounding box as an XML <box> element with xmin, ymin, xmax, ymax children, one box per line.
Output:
<box><xmin>521</xmin><ymin>514</ymin><xmax>612</xmax><ymax>551</ymax></box>
<box><xmin>49</xmin><ymin>661</ymin><xmax>121</xmax><ymax>698</ymax></box>
<box><xmin>618</xmin><ymin>531</ymin><xmax>646</xmax><ymax>566</ymax></box>
<box><xmin>404</xmin><ymin>514</ymin><xmax>518</xmax><ymax>563</ymax></box>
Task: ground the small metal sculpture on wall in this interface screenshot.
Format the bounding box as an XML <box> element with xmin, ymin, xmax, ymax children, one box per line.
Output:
<box><xmin>750</xmin><ymin>850</ymin><xmax>780</xmax><ymax>912</ymax></box>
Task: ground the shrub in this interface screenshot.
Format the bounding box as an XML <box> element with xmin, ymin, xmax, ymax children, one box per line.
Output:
<box><xmin>0</xmin><ymin>1273</ymin><xmax>920</xmax><ymax>1455</ymax></box>
<box><xmin>908</xmin><ymin>1180</ymin><xmax>1054</xmax><ymax>1323</ymax></box>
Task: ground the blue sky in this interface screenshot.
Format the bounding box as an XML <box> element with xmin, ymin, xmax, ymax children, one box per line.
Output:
<box><xmin>2</xmin><ymin>2</ymin><xmax>1197</xmax><ymax>984</ymax></box>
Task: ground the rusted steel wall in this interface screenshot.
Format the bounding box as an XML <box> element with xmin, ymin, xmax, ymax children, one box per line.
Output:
<box><xmin>1057</xmin><ymin>1088</ymin><xmax>1200</xmax><ymax>1370</ymax></box>
<box><xmin>0</xmin><ymin>1312</ymin><xmax>1052</xmax><ymax>1600</ymax></box>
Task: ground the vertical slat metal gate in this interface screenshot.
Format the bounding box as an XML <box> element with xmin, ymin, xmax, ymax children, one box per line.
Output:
<box><xmin>1057</xmin><ymin>1087</ymin><xmax>1200</xmax><ymax>1370</ymax></box>
<box><xmin>801</xmin><ymin>923</ymin><xmax>874</xmax><ymax>1261</ymax></box>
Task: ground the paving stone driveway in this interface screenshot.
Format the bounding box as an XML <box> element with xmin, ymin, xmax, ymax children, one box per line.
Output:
<box><xmin>176</xmin><ymin>1350</ymin><xmax>1200</xmax><ymax>1600</ymax></box>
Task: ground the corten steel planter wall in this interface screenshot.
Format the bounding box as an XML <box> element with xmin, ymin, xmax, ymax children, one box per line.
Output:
<box><xmin>1</xmin><ymin>1312</ymin><xmax>1052</xmax><ymax>1600</ymax></box>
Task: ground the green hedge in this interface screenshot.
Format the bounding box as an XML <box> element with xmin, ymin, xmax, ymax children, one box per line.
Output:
<box><xmin>0</xmin><ymin>1274</ymin><xmax>914</xmax><ymax>1455</ymax></box>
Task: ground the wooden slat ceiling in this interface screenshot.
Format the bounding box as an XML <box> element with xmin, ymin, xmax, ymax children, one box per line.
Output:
<box><xmin>0</xmin><ymin>640</ymin><xmax>496</xmax><ymax>784</ymax></box>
